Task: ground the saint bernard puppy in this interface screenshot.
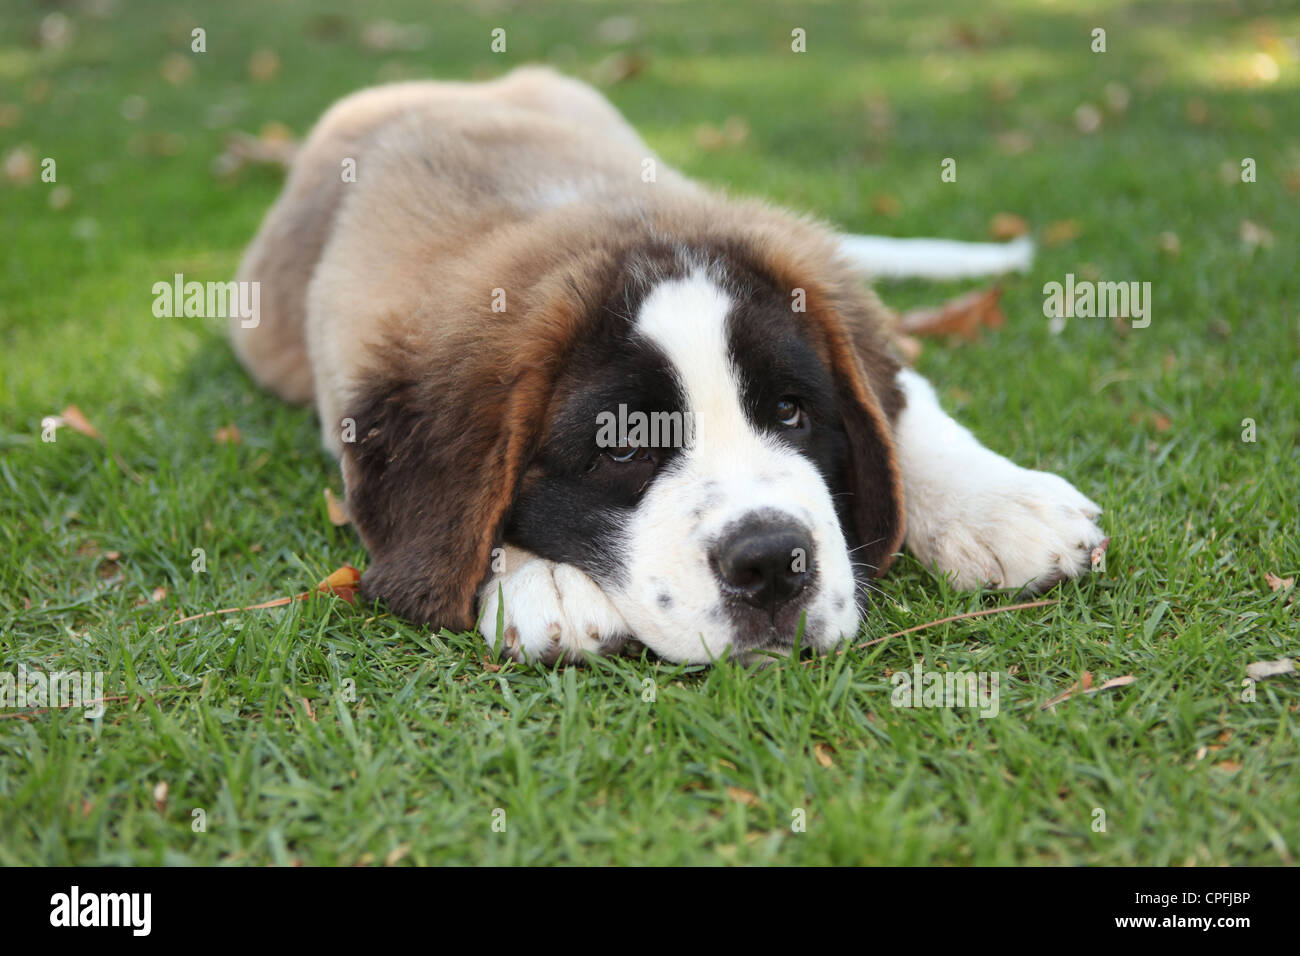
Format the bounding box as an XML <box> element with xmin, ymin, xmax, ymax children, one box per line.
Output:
<box><xmin>231</xmin><ymin>67</ymin><xmax>1105</xmax><ymax>664</ymax></box>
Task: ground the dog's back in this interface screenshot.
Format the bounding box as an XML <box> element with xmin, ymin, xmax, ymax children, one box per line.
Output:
<box><xmin>231</xmin><ymin>66</ymin><xmax>690</xmax><ymax>411</ymax></box>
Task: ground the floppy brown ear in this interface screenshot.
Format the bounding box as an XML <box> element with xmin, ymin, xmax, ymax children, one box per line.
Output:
<box><xmin>794</xmin><ymin>280</ymin><xmax>908</xmax><ymax>578</ymax></box>
<box><xmin>339</xmin><ymin>361</ymin><xmax>551</xmax><ymax>631</ymax></box>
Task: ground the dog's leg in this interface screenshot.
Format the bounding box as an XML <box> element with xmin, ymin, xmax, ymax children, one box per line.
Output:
<box><xmin>892</xmin><ymin>369</ymin><xmax>1106</xmax><ymax>592</ymax></box>
<box><xmin>838</xmin><ymin>234</ymin><xmax>1034</xmax><ymax>280</ymax></box>
<box><xmin>476</xmin><ymin>545</ymin><xmax>632</xmax><ymax>663</ymax></box>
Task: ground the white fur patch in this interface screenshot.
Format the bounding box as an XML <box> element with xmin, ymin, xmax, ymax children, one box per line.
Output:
<box><xmin>478</xmin><ymin>546</ymin><xmax>630</xmax><ymax>662</ymax></box>
<box><xmin>893</xmin><ymin>368</ymin><xmax>1105</xmax><ymax>591</ymax></box>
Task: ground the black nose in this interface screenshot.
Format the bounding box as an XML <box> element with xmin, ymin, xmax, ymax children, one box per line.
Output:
<box><xmin>711</xmin><ymin>516</ymin><xmax>813</xmax><ymax>612</ymax></box>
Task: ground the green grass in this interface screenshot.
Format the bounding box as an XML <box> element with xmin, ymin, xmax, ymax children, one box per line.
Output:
<box><xmin>2</xmin><ymin>0</ymin><xmax>1297</xmax><ymax>865</ymax></box>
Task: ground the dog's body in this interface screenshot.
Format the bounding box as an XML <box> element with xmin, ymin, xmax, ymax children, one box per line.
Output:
<box><xmin>232</xmin><ymin>67</ymin><xmax>1104</xmax><ymax>664</ymax></box>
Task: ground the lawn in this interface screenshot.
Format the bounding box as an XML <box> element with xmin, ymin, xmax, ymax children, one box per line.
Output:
<box><xmin>1</xmin><ymin>0</ymin><xmax>1297</xmax><ymax>865</ymax></box>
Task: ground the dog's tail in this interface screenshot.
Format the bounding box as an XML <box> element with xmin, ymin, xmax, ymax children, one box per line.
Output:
<box><xmin>837</xmin><ymin>234</ymin><xmax>1034</xmax><ymax>281</ymax></box>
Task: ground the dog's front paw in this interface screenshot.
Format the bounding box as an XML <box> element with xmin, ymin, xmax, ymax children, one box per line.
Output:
<box><xmin>909</xmin><ymin>464</ymin><xmax>1106</xmax><ymax>594</ymax></box>
<box><xmin>477</xmin><ymin>557</ymin><xmax>631</xmax><ymax>663</ymax></box>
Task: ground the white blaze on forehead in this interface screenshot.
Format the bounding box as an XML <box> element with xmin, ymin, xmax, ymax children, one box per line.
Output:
<box><xmin>615</xmin><ymin>269</ymin><xmax>862</xmax><ymax>661</ymax></box>
<box><xmin>632</xmin><ymin>271</ymin><xmax>752</xmax><ymax>453</ymax></box>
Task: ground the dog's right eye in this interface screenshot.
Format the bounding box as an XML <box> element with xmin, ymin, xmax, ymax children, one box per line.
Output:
<box><xmin>608</xmin><ymin>446</ymin><xmax>640</xmax><ymax>463</ymax></box>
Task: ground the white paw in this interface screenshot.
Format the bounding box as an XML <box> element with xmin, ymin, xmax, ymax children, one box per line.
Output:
<box><xmin>477</xmin><ymin>558</ymin><xmax>631</xmax><ymax>663</ymax></box>
<box><xmin>908</xmin><ymin>464</ymin><xmax>1106</xmax><ymax>593</ymax></box>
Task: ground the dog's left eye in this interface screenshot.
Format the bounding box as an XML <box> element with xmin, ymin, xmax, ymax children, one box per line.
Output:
<box><xmin>775</xmin><ymin>397</ymin><xmax>803</xmax><ymax>428</ymax></box>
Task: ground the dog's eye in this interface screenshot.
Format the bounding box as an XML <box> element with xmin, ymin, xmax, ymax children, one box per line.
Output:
<box><xmin>776</xmin><ymin>397</ymin><xmax>803</xmax><ymax>428</ymax></box>
<box><xmin>609</xmin><ymin>446</ymin><xmax>640</xmax><ymax>463</ymax></box>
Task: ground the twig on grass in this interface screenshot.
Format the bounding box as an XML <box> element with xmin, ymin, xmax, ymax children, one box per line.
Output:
<box><xmin>856</xmin><ymin>598</ymin><xmax>1058</xmax><ymax>649</ymax></box>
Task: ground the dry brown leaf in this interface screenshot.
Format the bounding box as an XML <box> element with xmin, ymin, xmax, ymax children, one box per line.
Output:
<box><xmin>153</xmin><ymin>780</ymin><xmax>168</xmax><ymax>813</ymax></box>
<box><xmin>590</xmin><ymin>51</ymin><xmax>649</xmax><ymax>86</ymax></box>
<box><xmin>360</xmin><ymin>21</ymin><xmax>430</xmax><ymax>52</ymax></box>
<box><xmin>213</xmin><ymin>423</ymin><xmax>241</xmax><ymax>445</ymax></box>
<box><xmin>158</xmin><ymin>564</ymin><xmax>362</xmax><ymax>630</ymax></box>
<box><xmin>989</xmin><ymin>212</ymin><xmax>1030</xmax><ymax>240</ymax></box>
<box><xmin>1041</xmin><ymin>671</ymin><xmax>1094</xmax><ymax>710</ymax></box>
<box><xmin>899</xmin><ymin>286</ymin><xmax>1004</xmax><ymax>341</ymax></box>
<box><xmin>1043</xmin><ymin>220</ymin><xmax>1080</xmax><ymax>247</ymax></box>
<box><xmin>160</xmin><ymin>53</ymin><xmax>194</xmax><ymax>86</ymax></box>
<box><xmin>1246</xmin><ymin>658</ymin><xmax>1295</xmax><ymax>680</ymax></box>
<box><xmin>324</xmin><ymin>487</ymin><xmax>350</xmax><ymax>526</ymax></box>
<box><xmin>726</xmin><ymin>787</ymin><xmax>759</xmax><ymax>807</ymax></box>
<box><xmin>150</xmin><ymin>586</ymin><xmax>167</xmax><ymax>603</ymax></box>
<box><xmin>1073</xmin><ymin>103</ymin><xmax>1103</xmax><ymax>134</ymax></box>
<box><xmin>1264</xmin><ymin>572</ymin><xmax>1295</xmax><ymax>592</ymax></box>
<box><xmin>813</xmin><ymin>743</ymin><xmax>834</xmax><ymax>768</ymax></box>
<box><xmin>995</xmin><ymin>130</ymin><xmax>1032</xmax><ymax>155</ymax></box>
<box><xmin>1092</xmin><ymin>675</ymin><xmax>1136</xmax><ymax>693</ymax></box>
<box><xmin>60</xmin><ymin>404</ymin><xmax>102</xmax><ymax>440</ymax></box>
<box><xmin>1090</xmin><ymin>537</ymin><xmax>1110</xmax><ymax>570</ymax></box>
<box><xmin>248</xmin><ymin>49</ymin><xmax>281</xmax><ymax>83</ymax></box>
<box><xmin>872</xmin><ymin>193</ymin><xmax>902</xmax><ymax>217</ymax></box>
<box><xmin>214</xmin><ymin>126</ymin><xmax>298</xmax><ymax>178</ymax></box>
<box><xmin>384</xmin><ymin>844</ymin><xmax>411</xmax><ymax>866</ymax></box>
<box><xmin>1239</xmin><ymin>220</ymin><xmax>1275</xmax><ymax>249</ymax></box>
<box><xmin>2</xmin><ymin>144</ymin><xmax>35</xmax><ymax>184</ymax></box>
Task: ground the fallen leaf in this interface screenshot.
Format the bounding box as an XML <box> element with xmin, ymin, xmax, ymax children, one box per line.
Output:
<box><xmin>1239</xmin><ymin>220</ymin><xmax>1274</xmax><ymax>249</ymax></box>
<box><xmin>324</xmin><ymin>487</ymin><xmax>350</xmax><ymax>526</ymax></box>
<box><xmin>160</xmin><ymin>53</ymin><xmax>194</xmax><ymax>86</ymax></box>
<box><xmin>157</xmin><ymin>564</ymin><xmax>363</xmax><ymax>630</ymax></box>
<box><xmin>813</xmin><ymin>743</ymin><xmax>834</xmax><ymax>768</ymax></box>
<box><xmin>1073</xmin><ymin>103</ymin><xmax>1102</xmax><ymax>134</ymax></box>
<box><xmin>590</xmin><ymin>51</ymin><xmax>649</xmax><ymax>86</ymax></box>
<box><xmin>871</xmin><ymin>193</ymin><xmax>902</xmax><ymax>217</ymax></box>
<box><xmin>1091</xmin><ymin>675</ymin><xmax>1136</xmax><ymax>693</ymax></box>
<box><xmin>1104</xmin><ymin>82</ymin><xmax>1131</xmax><ymax>113</ymax></box>
<box><xmin>150</xmin><ymin>586</ymin><xmax>167</xmax><ymax>602</ymax></box>
<box><xmin>1264</xmin><ymin>572</ymin><xmax>1294</xmax><ymax>592</ymax></box>
<box><xmin>1042</xmin><ymin>219</ymin><xmax>1080</xmax><ymax>247</ymax></box>
<box><xmin>384</xmin><ymin>844</ymin><xmax>411</xmax><ymax>866</ymax></box>
<box><xmin>317</xmin><ymin>564</ymin><xmax>362</xmax><ymax>602</ymax></box>
<box><xmin>989</xmin><ymin>212</ymin><xmax>1030</xmax><ymax>240</ymax></box>
<box><xmin>153</xmin><ymin>781</ymin><xmax>168</xmax><ymax>813</ymax></box>
<box><xmin>899</xmin><ymin>286</ymin><xmax>1004</xmax><ymax>341</ymax></box>
<box><xmin>59</xmin><ymin>405</ymin><xmax>102</xmax><ymax>440</ymax></box>
<box><xmin>596</xmin><ymin>15</ymin><xmax>639</xmax><ymax>44</ymax></box>
<box><xmin>2</xmin><ymin>144</ymin><xmax>36</xmax><ymax>184</ymax></box>
<box><xmin>726</xmin><ymin>786</ymin><xmax>759</xmax><ymax>807</ymax></box>
<box><xmin>1246</xmin><ymin>658</ymin><xmax>1295</xmax><ymax>680</ymax></box>
<box><xmin>360</xmin><ymin>20</ymin><xmax>430</xmax><ymax>52</ymax></box>
<box><xmin>213</xmin><ymin>423</ymin><xmax>241</xmax><ymax>445</ymax></box>
<box><xmin>995</xmin><ymin>130</ymin><xmax>1032</xmax><ymax>155</ymax></box>
<box><xmin>1041</xmin><ymin>670</ymin><xmax>1094</xmax><ymax>710</ymax></box>
<box><xmin>213</xmin><ymin>124</ymin><xmax>297</xmax><ymax>178</ymax></box>
<box><xmin>1090</xmin><ymin>537</ymin><xmax>1110</xmax><ymax>570</ymax></box>
<box><xmin>248</xmin><ymin>49</ymin><xmax>281</xmax><ymax>83</ymax></box>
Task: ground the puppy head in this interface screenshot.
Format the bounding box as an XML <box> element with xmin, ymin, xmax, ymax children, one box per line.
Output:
<box><xmin>505</xmin><ymin>240</ymin><xmax>905</xmax><ymax>662</ymax></box>
<box><xmin>341</xmin><ymin>236</ymin><xmax>903</xmax><ymax>662</ymax></box>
